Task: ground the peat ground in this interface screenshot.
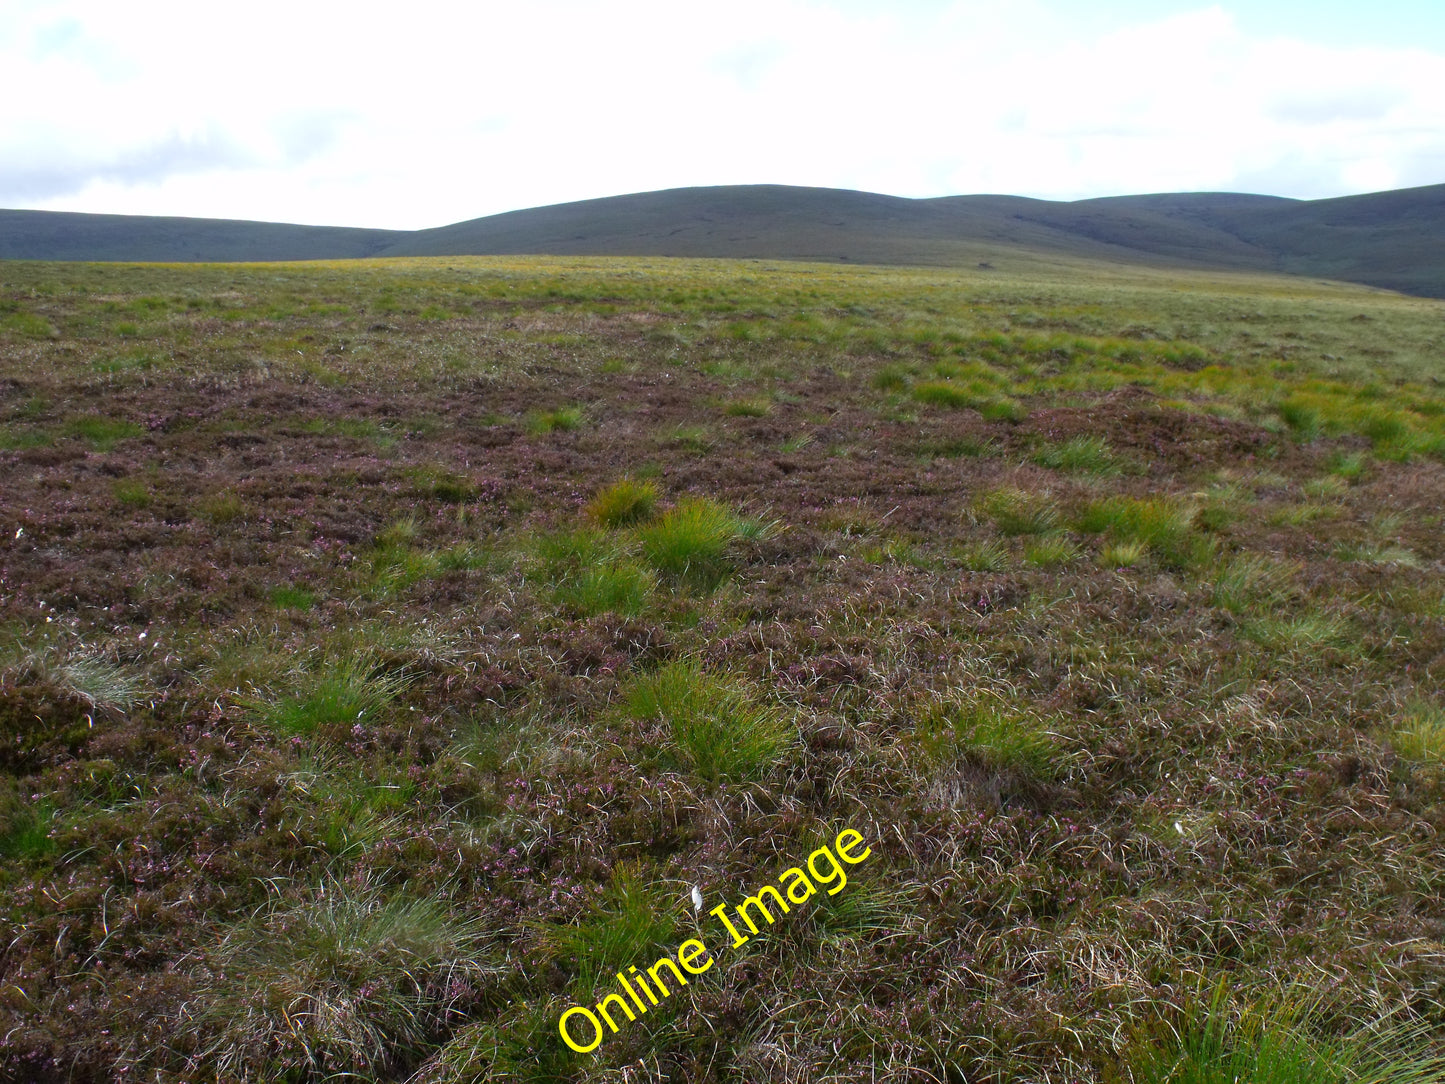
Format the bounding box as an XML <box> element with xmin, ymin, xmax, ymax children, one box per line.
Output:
<box><xmin>1</xmin><ymin>256</ymin><xmax>1444</xmax><ymax>1082</ymax></box>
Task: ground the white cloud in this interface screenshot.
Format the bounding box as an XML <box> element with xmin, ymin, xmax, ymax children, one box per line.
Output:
<box><xmin>1</xmin><ymin>0</ymin><xmax>1441</xmax><ymax>227</ymax></box>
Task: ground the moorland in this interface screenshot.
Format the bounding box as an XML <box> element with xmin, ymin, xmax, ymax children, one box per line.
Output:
<box><xmin>1</xmin><ymin>252</ymin><xmax>1444</xmax><ymax>1082</ymax></box>
<box><xmin>4</xmin><ymin>180</ymin><xmax>1445</xmax><ymax>299</ymax></box>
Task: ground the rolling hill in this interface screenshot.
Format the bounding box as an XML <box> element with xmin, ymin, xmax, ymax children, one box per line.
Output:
<box><xmin>2</xmin><ymin>181</ymin><xmax>1443</xmax><ymax>297</ymax></box>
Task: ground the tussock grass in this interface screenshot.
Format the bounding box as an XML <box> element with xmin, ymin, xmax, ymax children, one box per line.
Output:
<box><xmin>1390</xmin><ymin>699</ymin><xmax>1445</xmax><ymax>764</ymax></box>
<box><xmin>198</xmin><ymin>490</ymin><xmax>246</xmax><ymax>526</ymax></box>
<box><xmin>1327</xmin><ymin>450</ymin><xmax>1370</xmax><ymax>481</ymax></box>
<box><xmin>1303</xmin><ymin>475</ymin><xmax>1350</xmax><ymax>500</ymax></box>
<box><xmin>1022</xmin><ymin>534</ymin><xmax>1080</xmax><ymax>567</ymax></box>
<box><xmin>542</xmin><ymin>862</ymin><xmax>677</xmax><ymax>993</ymax></box>
<box><xmin>639</xmin><ymin>497</ymin><xmax>756</xmax><ymax>589</ymax></box>
<box><xmin>975</xmin><ymin>487</ymin><xmax>1059</xmax><ymax>535</ymax></box>
<box><xmin>63</xmin><ymin>415</ymin><xmax>143</xmax><ymax>450</ymax></box>
<box><xmin>188</xmin><ymin>878</ymin><xmax>495</xmax><ymax>1080</ymax></box>
<box><xmin>248</xmin><ymin>659</ymin><xmax>408</xmax><ymax>736</ymax></box>
<box><xmin>913</xmin><ymin>381</ymin><xmax>1025</xmax><ymax>421</ymax></box>
<box><xmin>112</xmin><ymin>478</ymin><xmax>152</xmax><ymax>508</ymax></box>
<box><xmin>723</xmin><ymin>397</ymin><xmax>772</xmax><ymax>417</ymax></box>
<box><xmin>531</xmin><ymin>527</ymin><xmax>657</xmax><ymax>617</ymax></box>
<box><xmin>1334</xmin><ymin>541</ymin><xmax>1421</xmax><ymax>568</ymax></box>
<box><xmin>1242</xmin><ymin>611</ymin><xmax>1352</xmax><ymax>655</ymax></box>
<box><xmin>585</xmin><ymin>478</ymin><xmax>658</xmax><ymax>528</ymax></box>
<box><xmin>1210</xmin><ymin>554</ymin><xmax>1296</xmax><ymax>614</ymax></box>
<box><xmin>1277</xmin><ymin>397</ymin><xmax>1323</xmax><ymax>441</ymax></box>
<box><xmin>1130</xmin><ymin>987</ymin><xmax>1445</xmax><ymax>1084</ymax></box>
<box><xmin>0</xmin><ymin>785</ymin><xmax>55</xmax><ymax>860</ymax></box>
<box><xmin>658</xmin><ymin>422</ymin><xmax>714</xmax><ymax>455</ymax></box>
<box><xmin>53</xmin><ymin>655</ymin><xmax>146</xmax><ymax>713</ymax></box>
<box><xmin>919</xmin><ymin>692</ymin><xmax>1062</xmax><ymax>780</ymax></box>
<box><xmin>624</xmin><ymin>660</ymin><xmax>791</xmax><ymax>784</ymax></box>
<box><xmin>1029</xmin><ymin>434</ymin><xmax>1119</xmax><ymax>474</ymax></box>
<box><xmin>957</xmin><ymin>538</ymin><xmax>1010</xmax><ymax>571</ymax></box>
<box><xmin>525</xmin><ymin>405</ymin><xmax>584</xmax><ymax>435</ymax></box>
<box><xmin>917</xmin><ymin>433</ymin><xmax>998</xmax><ymax>459</ymax></box>
<box><xmin>872</xmin><ymin>364</ymin><xmax>911</xmax><ymax>391</ymax></box>
<box><xmin>1078</xmin><ymin>494</ymin><xmax>1207</xmax><ymax>569</ymax></box>
<box><xmin>408</xmin><ymin>996</ymin><xmax>581</xmax><ymax>1084</ymax></box>
<box><xmin>1100</xmin><ymin>538</ymin><xmax>1148</xmax><ymax>568</ymax></box>
<box><xmin>554</xmin><ymin>560</ymin><xmax>655</xmax><ymax>618</ymax></box>
<box><xmin>269</xmin><ymin>586</ymin><xmax>316</xmax><ymax>611</ymax></box>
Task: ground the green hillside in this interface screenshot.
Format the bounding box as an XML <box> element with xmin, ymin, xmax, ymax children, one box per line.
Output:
<box><xmin>0</xmin><ymin>208</ymin><xmax>404</xmax><ymax>262</ymax></box>
<box><xmin>2</xmin><ymin>181</ymin><xmax>1443</xmax><ymax>296</ymax></box>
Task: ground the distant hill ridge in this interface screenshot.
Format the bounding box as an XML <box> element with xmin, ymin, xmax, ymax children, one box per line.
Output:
<box><xmin>2</xmin><ymin>182</ymin><xmax>1443</xmax><ymax>298</ymax></box>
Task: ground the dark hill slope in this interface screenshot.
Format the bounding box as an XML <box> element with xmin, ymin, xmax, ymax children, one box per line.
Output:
<box><xmin>0</xmin><ymin>210</ymin><xmax>404</xmax><ymax>262</ymax></box>
<box><xmin>3</xmin><ymin>182</ymin><xmax>1442</xmax><ymax>297</ymax></box>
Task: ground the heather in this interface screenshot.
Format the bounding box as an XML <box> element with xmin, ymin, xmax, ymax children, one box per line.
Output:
<box><xmin>1</xmin><ymin>255</ymin><xmax>1443</xmax><ymax>1081</ymax></box>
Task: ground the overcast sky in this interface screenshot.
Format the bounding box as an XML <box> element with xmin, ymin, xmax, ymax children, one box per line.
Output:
<box><xmin>2</xmin><ymin>0</ymin><xmax>1442</xmax><ymax>229</ymax></box>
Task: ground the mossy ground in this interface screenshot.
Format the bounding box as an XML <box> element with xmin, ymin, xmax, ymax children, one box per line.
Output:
<box><xmin>1</xmin><ymin>256</ymin><xmax>1444</xmax><ymax>1082</ymax></box>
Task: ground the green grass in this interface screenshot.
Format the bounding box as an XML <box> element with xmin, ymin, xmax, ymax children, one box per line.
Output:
<box><xmin>190</xmin><ymin>878</ymin><xmax>494</xmax><ymax>1079</ymax></box>
<box><xmin>658</xmin><ymin>422</ymin><xmax>714</xmax><ymax>455</ymax></box>
<box><xmin>1327</xmin><ymin>450</ymin><xmax>1369</xmax><ymax>481</ymax></box>
<box><xmin>921</xmin><ymin>694</ymin><xmax>1062</xmax><ymax>780</ymax></box>
<box><xmin>1210</xmin><ymin>554</ymin><xmax>1295</xmax><ymax>614</ymax></box>
<box><xmin>1029</xmin><ymin>434</ymin><xmax>1120</xmax><ymax>474</ymax></box>
<box><xmin>553</xmin><ymin>560</ymin><xmax>655</xmax><ymax>618</ymax></box>
<box><xmin>0</xmin><ymin>790</ymin><xmax>55</xmax><ymax>860</ymax></box>
<box><xmin>872</xmin><ymin>364</ymin><xmax>911</xmax><ymax>391</ymax></box>
<box><xmin>1242</xmin><ymin>611</ymin><xmax>1351</xmax><ymax>655</ymax></box>
<box><xmin>1077</xmin><ymin>494</ymin><xmax>1207</xmax><ymax>569</ymax></box>
<box><xmin>1022</xmin><ymin>534</ymin><xmax>1080</xmax><ymax>567</ymax></box>
<box><xmin>63</xmin><ymin>415</ymin><xmax>144</xmax><ymax>450</ymax></box>
<box><xmin>585</xmin><ymin>478</ymin><xmax>659</xmax><ymax>528</ymax></box>
<box><xmin>198</xmin><ymin>490</ymin><xmax>245</xmax><ymax>525</ymax></box>
<box><xmin>1390</xmin><ymin>700</ymin><xmax>1445</xmax><ymax>764</ymax></box>
<box><xmin>270</xmin><ymin>586</ymin><xmax>316</xmax><ymax>611</ymax></box>
<box><xmin>542</xmin><ymin>863</ymin><xmax>678</xmax><ymax>994</ymax></box>
<box><xmin>624</xmin><ymin>660</ymin><xmax>791</xmax><ymax>784</ymax></box>
<box><xmin>526</xmin><ymin>405</ymin><xmax>585</xmax><ymax>435</ymax></box>
<box><xmin>1</xmin><ymin>311</ymin><xmax>56</xmax><ymax>338</ymax></box>
<box><xmin>723</xmin><ymin>397</ymin><xmax>772</xmax><ymax>417</ymax></box>
<box><xmin>912</xmin><ymin>382</ymin><xmax>1026</xmax><ymax>422</ymax></box>
<box><xmin>975</xmin><ymin>487</ymin><xmax>1059</xmax><ymax>535</ymax></box>
<box><xmin>1278</xmin><ymin>398</ymin><xmax>1323</xmax><ymax>441</ymax></box>
<box><xmin>956</xmin><ymin>539</ymin><xmax>1010</xmax><ymax>571</ymax></box>
<box><xmin>638</xmin><ymin>497</ymin><xmax>753</xmax><ymax>589</ymax></box>
<box><xmin>1130</xmin><ymin>988</ymin><xmax>1445</xmax><ymax>1084</ymax></box>
<box><xmin>111</xmin><ymin>478</ymin><xmax>152</xmax><ymax>508</ymax></box>
<box><xmin>249</xmin><ymin>660</ymin><xmax>409</xmax><ymax>737</ymax></box>
<box><xmin>1100</xmin><ymin>538</ymin><xmax>1148</xmax><ymax>568</ymax></box>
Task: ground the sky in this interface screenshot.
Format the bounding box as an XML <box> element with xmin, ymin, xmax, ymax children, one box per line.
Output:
<box><xmin>1</xmin><ymin>0</ymin><xmax>1442</xmax><ymax>230</ymax></box>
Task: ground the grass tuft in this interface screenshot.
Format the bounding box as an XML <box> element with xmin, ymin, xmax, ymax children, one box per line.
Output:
<box><xmin>189</xmin><ymin>878</ymin><xmax>495</xmax><ymax>1079</ymax></box>
<box><xmin>64</xmin><ymin>415</ymin><xmax>144</xmax><ymax>450</ymax></box>
<box><xmin>542</xmin><ymin>862</ymin><xmax>677</xmax><ymax>993</ymax></box>
<box><xmin>526</xmin><ymin>405</ymin><xmax>585</xmax><ymax>435</ymax></box>
<box><xmin>1030</xmin><ymin>434</ymin><xmax>1120</xmax><ymax>474</ymax></box>
<box><xmin>975</xmin><ymin>487</ymin><xmax>1059</xmax><ymax>535</ymax></box>
<box><xmin>1391</xmin><ymin>699</ymin><xmax>1445</xmax><ymax>764</ymax></box>
<box><xmin>249</xmin><ymin>660</ymin><xmax>409</xmax><ymax>737</ymax></box>
<box><xmin>1022</xmin><ymin>534</ymin><xmax>1080</xmax><ymax>567</ymax></box>
<box><xmin>1131</xmin><ymin>986</ymin><xmax>1445</xmax><ymax>1084</ymax></box>
<box><xmin>585</xmin><ymin>478</ymin><xmax>658</xmax><ymax>528</ymax></box>
<box><xmin>1077</xmin><ymin>494</ymin><xmax>1205</xmax><ymax>569</ymax></box>
<box><xmin>957</xmin><ymin>538</ymin><xmax>1010</xmax><ymax>571</ymax></box>
<box><xmin>639</xmin><ymin>497</ymin><xmax>752</xmax><ymax>589</ymax></box>
<box><xmin>624</xmin><ymin>660</ymin><xmax>791</xmax><ymax>784</ymax></box>
<box><xmin>920</xmin><ymin>693</ymin><xmax>1062</xmax><ymax>780</ymax></box>
<box><xmin>723</xmin><ymin>397</ymin><xmax>772</xmax><ymax>417</ymax></box>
